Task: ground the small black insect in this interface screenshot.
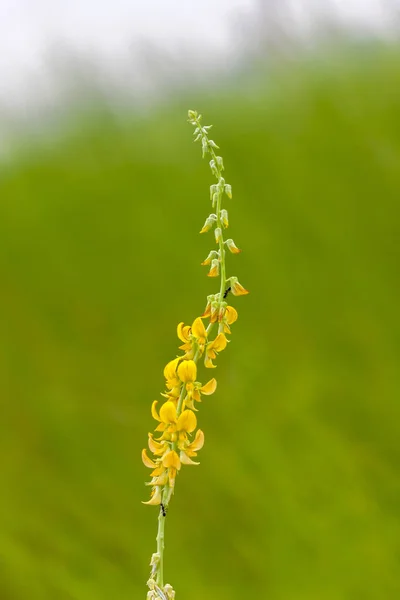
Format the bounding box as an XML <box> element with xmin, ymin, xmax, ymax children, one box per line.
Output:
<box><xmin>160</xmin><ymin>503</ymin><xmax>167</xmax><ymax>517</ymax></box>
<box><xmin>223</xmin><ymin>286</ymin><xmax>231</xmax><ymax>299</ymax></box>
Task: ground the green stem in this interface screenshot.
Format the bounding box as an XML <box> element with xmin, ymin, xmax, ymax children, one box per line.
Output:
<box><xmin>156</xmin><ymin>507</ymin><xmax>165</xmax><ymax>587</ymax></box>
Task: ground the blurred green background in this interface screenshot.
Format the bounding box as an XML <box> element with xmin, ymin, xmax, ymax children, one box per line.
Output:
<box><xmin>1</xmin><ymin>45</ymin><xmax>400</xmax><ymax>599</ymax></box>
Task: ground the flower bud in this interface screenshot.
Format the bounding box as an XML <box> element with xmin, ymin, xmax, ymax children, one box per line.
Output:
<box><xmin>202</xmin><ymin>137</ymin><xmax>209</xmax><ymax>157</ymax></box>
<box><xmin>209</xmin><ymin>184</ymin><xmax>218</xmax><ymax>201</ymax></box>
<box><xmin>214</xmin><ymin>227</ymin><xmax>222</xmax><ymax>244</ymax></box>
<box><xmin>230</xmin><ymin>276</ymin><xmax>249</xmax><ymax>296</ymax></box>
<box><xmin>200</xmin><ymin>213</ymin><xmax>217</xmax><ymax>234</ymax></box>
<box><xmin>224</xmin><ymin>183</ymin><xmax>232</xmax><ymax>198</ymax></box>
<box><xmin>209</xmin><ymin>159</ymin><xmax>218</xmax><ymax>176</ymax></box>
<box><xmin>201</xmin><ymin>250</ymin><xmax>219</xmax><ymax>266</ymax></box>
<box><xmin>216</xmin><ymin>156</ymin><xmax>224</xmax><ymax>171</ymax></box>
<box><xmin>208</xmin><ymin>259</ymin><xmax>220</xmax><ymax>278</ymax></box>
<box><xmin>220</xmin><ymin>209</ymin><xmax>229</xmax><ymax>228</ymax></box>
<box><xmin>188</xmin><ymin>109</ymin><xmax>197</xmax><ymax>120</ymax></box>
<box><xmin>226</xmin><ymin>238</ymin><xmax>241</xmax><ymax>254</ymax></box>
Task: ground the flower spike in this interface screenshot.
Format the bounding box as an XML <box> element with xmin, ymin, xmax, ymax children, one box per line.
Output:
<box><xmin>143</xmin><ymin>110</ymin><xmax>248</xmax><ymax>598</ymax></box>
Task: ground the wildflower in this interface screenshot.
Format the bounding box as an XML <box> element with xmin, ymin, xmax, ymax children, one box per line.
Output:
<box><xmin>143</xmin><ymin>110</ymin><xmax>248</xmax><ymax>596</ymax></box>
<box><xmin>205</xmin><ymin>332</ymin><xmax>228</xmax><ymax>368</ymax></box>
<box><xmin>177</xmin><ymin>317</ymin><xmax>207</xmax><ymax>358</ymax></box>
<box><xmin>221</xmin><ymin>305</ymin><xmax>238</xmax><ymax>334</ymax></box>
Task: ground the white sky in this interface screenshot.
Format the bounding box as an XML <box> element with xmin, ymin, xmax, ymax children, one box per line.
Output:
<box><xmin>0</xmin><ymin>0</ymin><xmax>398</xmax><ymax>115</ymax></box>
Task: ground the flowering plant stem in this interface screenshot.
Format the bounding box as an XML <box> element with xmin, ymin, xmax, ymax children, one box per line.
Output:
<box><xmin>143</xmin><ymin>110</ymin><xmax>248</xmax><ymax>600</ymax></box>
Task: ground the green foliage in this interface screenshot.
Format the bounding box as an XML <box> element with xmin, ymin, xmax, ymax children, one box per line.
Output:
<box><xmin>1</xmin><ymin>46</ymin><xmax>400</xmax><ymax>599</ymax></box>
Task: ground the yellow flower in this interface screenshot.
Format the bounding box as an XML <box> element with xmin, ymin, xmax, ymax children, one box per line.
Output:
<box><xmin>179</xmin><ymin>429</ymin><xmax>205</xmax><ymax>465</ymax></box>
<box><xmin>220</xmin><ymin>305</ymin><xmax>238</xmax><ymax>334</ymax></box>
<box><xmin>205</xmin><ymin>332</ymin><xmax>228</xmax><ymax>368</ymax></box>
<box><xmin>184</xmin><ymin>377</ymin><xmax>217</xmax><ymax>409</ymax></box>
<box><xmin>177</xmin><ymin>317</ymin><xmax>208</xmax><ymax>358</ymax></box>
<box><xmin>163</xmin><ymin>357</ymin><xmax>182</xmax><ymax>397</ymax></box>
<box><xmin>162</xmin><ymin>449</ymin><xmax>181</xmax><ymax>488</ymax></box>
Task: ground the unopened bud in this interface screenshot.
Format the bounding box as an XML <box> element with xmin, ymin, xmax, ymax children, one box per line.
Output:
<box><xmin>224</xmin><ymin>183</ymin><xmax>232</xmax><ymax>198</ymax></box>
<box><xmin>209</xmin><ymin>184</ymin><xmax>218</xmax><ymax>202</ymax></box>
<box><xmin>200</xmin><ymin>214</ymin><xmax>217</xmax><ymax>234</ymax></box>
<box><xmin>202</xmin><ymin>137</ymin><xmax>209</xmax><ymax>157</ymax></box>
<box><xmin>164</xmin><ymin>584</ymin><xmax>176</xmax><ymax>599</ymax></box>
<box><xmin>214</xmin><ymin>227</ymin><xmax>222</xmax><ymax>244</ymax></box>
<box><xmin>230</xmin><ymin>276</ymin><xmax>249</xmax><ymax>296</ymax></box>
<box><xmin>208</xmin><ymin>139</ymin><xmax>219</xmax><ymax>149</ymax></box>
<box><xmin>188</xmin><ymin>109</ymin><xmax>197</xmax><ymax>120</ymax></box>
<box><xmin>226</xmin><ymin>238</ymin><xmax>241</xmax><ymax>254</ymax></box>
<box><xmin>208</xmin><ymin>259</ymin><xmax>220</xmax><ymax>278</ymax></box>
<box><xmin>220</xmin><ymin>209</ymin><xmax>229</xmax><ymax>228</ymax></box>
<box><xmin>216</xmin><ymin>156</ymin><xmax>224</xmax><ymax>171</ymax></box>
<box><xmin>209</xmin><ymin>159</ymin><xmax>218</xmax><ymax>176</ymax></box>
<box><xmin>201</xmin><ymin>250</ymin><xmax>219</xmax><ymax>266</ymax></box>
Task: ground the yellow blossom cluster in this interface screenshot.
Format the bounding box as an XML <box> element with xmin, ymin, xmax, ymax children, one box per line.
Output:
<box><xmin>141</xmin><ymin>311</ymin><xmax>235</xmax><ymax>506</ymax></box>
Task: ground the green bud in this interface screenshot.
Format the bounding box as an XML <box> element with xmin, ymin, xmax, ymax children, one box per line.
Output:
<box><xmin>209</xmin><ymin>159</ymin><xmax>218</xmax><ymax>177</ymax></box>
<box><xmin>202</xmin><ymin>137</ymin><xmax>209</xmax><ymax>157</ymax></box>
<box><xmin>216</xmin><ymin>156</ymin><xmax>224</xmax><ymax>171</ymax></box>
<box><xmin>200</xmin><ymin>214</ymin><xmax>217</xmax><ymax>233</ymax></box>
<box><xmin>224</xmin><ymin>183</ymin><xmax>232</xmax><ymax>198</ymax></box>
<box><xmin>220</xmin><ymin>209</ymin><xmax>229</xmax><ymax>228</ymax></box>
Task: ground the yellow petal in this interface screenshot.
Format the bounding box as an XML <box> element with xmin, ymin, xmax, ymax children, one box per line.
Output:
<box><xmin>225</xmin><ymin>305</ymin><xmax>238</xmax><ymax>325</ymax></box>
<box><xmin>177</xmin><ymin>409</ymin><xmax>197</xmax><ymax>433</ymax></box>
<box><xmin>177</xmin><ymin>359</ymin><xmax>197</xmax><ymax>383</ymax></box>
<box><xmin>184</xmin><ymin>397</ymin><xmax>197</xmax><ymax>410</ymax></box>
<box><xmin>204</xmin><ymin>355</ymin><xmax>216</xmax><ymax>368</ymax></box>
<box><xmin>162</xmin><ymin>450</ymin><xmax>181</xmax><ymax>470</ymax></box>
<box><xmin>212</xmin><ymin>333</ymin><xmax>228</xmax><ymax>352</ymax></box>
<box><xmin>231</xmin><ymin>281</ymin><xmax>249</xmax><ymax>296</ymax></box>
<box><xmin>180</xmin><ymin>452</ymin><xmax>200</xmax><ymax>466</ymax></box>
<box><xmin>177</xmin><ymin>322</ymin><xmax>191</xmax><ymax>343</ymax></box>
<box><xmin>192</xmin><ymin>317</ymin><xmax>207</xmax><ymax>340</ymax></box>
<box><xmin>159</xmin><ymin>401</ymin><xmax>177</xmax><ymax>424</ymax></box>
<box><xmin>142</xmin><ymin>486</ymin><xmax>162</xmax><ymax>505</ymax></box>
<box><xmin>148</xmin><ymin>433</ymin><xmax>167</xmax><ymax>455</ymax></box>
<box><xmin>147</xmin><ymin>473</ymin><xmax>169</xmax><ymax>486</ymax></box>
<box><xmin>151</xmin><ymin>400</ymin><xmax>161</xmax><ymax>422</ymax></box>
<box><xmin>142</xmin><ymin>449</ymin><xmax>157</xmax><ymax>469</ymax></box>
<box><xmin>150</xmin><ymin>465</ymin><xmax>164</xmax><ymax>477</ymax></box>
<box><xmin>163</xmin><ymin>357</ymin><xmax>181</xmax><ymax>380</ymax></box>
<box><xmin>200</xmin><ymin>378</ymin><xmax>217</xmax><ymax>395</ymax></box>
<box><xmin>189</xmin><ymin>428</ymin><xmax>205</xmax><ymax>452</ymax></box>
<box><xmin>208</xmin><ymin>264</ymin><xmax>219</xmax><ymax>278</ymax></box>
